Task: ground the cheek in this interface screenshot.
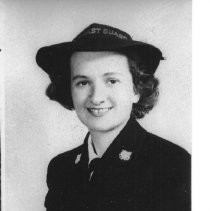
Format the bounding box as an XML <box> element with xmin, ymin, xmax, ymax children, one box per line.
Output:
<box><xmin>71</xmin><ymin>89</ymin><xmax>80</xmax><ymax>107</ymax></box>
<box><xmin>71</xmin><ymin>89</ymin><xmax>88</xmax><ymax>108</ymax></box>
<box><xmin>115</xmin><ymin>85</ymin><xmax>136</xmax><ymax>100</ymax></box>
<box><xmin>110</xmin><ymin>91</ymin><xmax>134</xmax><ymax>110</ymax></box>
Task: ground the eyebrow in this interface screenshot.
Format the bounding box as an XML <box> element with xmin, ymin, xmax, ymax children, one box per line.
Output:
<box><xmin>72</xmin><ymin>72</ymin><xmax>123</xmax><ymax>81</ymax></box>
<box><xmin>72</xmin><ymin>75</ymin><xmax>88</xmax><ymax>81</ymax></box>
<box><xmin>103</xmin><ymin>72</ymin><xmax>123</xmax><ymax>76</ymax></box>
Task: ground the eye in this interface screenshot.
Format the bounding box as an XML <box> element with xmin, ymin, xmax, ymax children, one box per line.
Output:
<box><xmin>107</xmin><ymin>79</ymin><xmax>120</xmax><ymax>85</ymax></box>
<box><xmin>76</xmin><ymin>81</ymin><xmax>89</xmax><ymax>87</ymax></box>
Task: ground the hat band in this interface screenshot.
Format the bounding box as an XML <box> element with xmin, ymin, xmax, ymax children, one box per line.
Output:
<box><xmin>74</xmin><ymin>26</ymin><xmax>131</xmax><ymax>41</ymax></box>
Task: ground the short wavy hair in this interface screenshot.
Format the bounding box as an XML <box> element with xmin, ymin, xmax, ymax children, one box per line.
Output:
<box><xmin>45</xmin><ymin>50</ymin><xmax>159</xmax><ymax>119</ymax></box>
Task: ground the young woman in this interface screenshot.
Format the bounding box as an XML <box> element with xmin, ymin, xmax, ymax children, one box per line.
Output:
<box><xmin>36</xmin><ymin>23</ymin><xmax>190</xmax><ymax>211</ymax></box>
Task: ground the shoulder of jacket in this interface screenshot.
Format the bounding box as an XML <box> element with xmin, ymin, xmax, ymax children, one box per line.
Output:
<box><xmin>147</xmin><ymin>132</ymin><xmax>190</xmax><ymax>154</ymax></box>
<box><xmin>131</xmin><ymin>120</ymin><xmax>190</xmax><ymax>163</ymax></box>
<box><xmin>142</xmin><ymin>132</ymin><xmax>191</xmax><ymax>169</ymax></box>
<box><xmin>48</xmin><ymin>144</ymin><xmax>83</xmax><ymax>170</ymax></box>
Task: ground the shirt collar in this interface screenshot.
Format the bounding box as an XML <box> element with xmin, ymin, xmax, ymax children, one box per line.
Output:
<box><xmin>88</xmin><ymin>135</ymin><xmax>101</xmax><ymax>164</ymax></box>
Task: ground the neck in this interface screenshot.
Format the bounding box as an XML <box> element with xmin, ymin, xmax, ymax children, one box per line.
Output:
<box><xmin>89</xmin><ymin>119</ymin><xmax>129</xmax><ymax>157</ymax></box>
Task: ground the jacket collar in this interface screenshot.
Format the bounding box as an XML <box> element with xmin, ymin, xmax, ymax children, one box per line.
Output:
<box><xmin>80</xmin><ymin>117</ymin><xmax>148</xmax><ymax>167</ymax></box>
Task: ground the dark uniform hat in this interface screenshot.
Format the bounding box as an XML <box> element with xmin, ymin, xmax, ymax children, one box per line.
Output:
<box><xmin>36</xmin><ymin>23</ymin><xmax>164</xmax><ymax>76</ymax></box>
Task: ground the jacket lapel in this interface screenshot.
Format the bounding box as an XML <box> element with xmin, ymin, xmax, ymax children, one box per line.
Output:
<box><xmin>101</xmin><ymin>117</ymin><xmax>147</xmax><ymax>167</ymax></box>
<box><xmin>87</xmin><ymin>118</ymin><xmax>149</xmax><ymax>196</ymax></box>
<box><xmin>72</xmin><ymin>117</ymin><xmax>148</xmax><ymax>182</ymax></box>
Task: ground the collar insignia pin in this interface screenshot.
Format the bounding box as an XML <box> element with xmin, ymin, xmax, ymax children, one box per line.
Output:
<box><xmin>119</xmin><ymin>150</ymin><xmax>132</xmax><ymax>161</ymax></box>
<box><xmin>75</xmin><ymin>154</ymin><xmax>81</xmax><ymax>164</ymax></box>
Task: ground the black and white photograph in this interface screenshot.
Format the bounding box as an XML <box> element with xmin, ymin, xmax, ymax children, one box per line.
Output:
<box><xmin>3</xmin><ymin>0</ymin><xmax>192</xmax><ymax>210</ymax></box>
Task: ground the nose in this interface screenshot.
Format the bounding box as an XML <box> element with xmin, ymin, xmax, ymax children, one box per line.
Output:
<box><xmin>89</xmin><ymin>83</ymin><xmax>106</xmax><ymax>105</ymax></box>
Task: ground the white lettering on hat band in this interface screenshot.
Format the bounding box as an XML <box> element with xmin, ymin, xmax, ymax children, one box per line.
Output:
<box><xmin>82</xmin><ymin>27</ymin><xmax>128</xmax><ymax>40</ymax></box>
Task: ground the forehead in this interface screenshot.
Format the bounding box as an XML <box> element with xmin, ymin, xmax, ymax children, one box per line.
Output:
<box><xmin>70</xmin><ymin>51</ymin><xmax>129</xmax><ymax>75</ymax></box>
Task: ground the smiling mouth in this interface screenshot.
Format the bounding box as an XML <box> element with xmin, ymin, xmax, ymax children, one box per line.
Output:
<box><xmin>87</xmin><ymin>107</ymin><xmax>112</xmax><ymax>117</ymax></box>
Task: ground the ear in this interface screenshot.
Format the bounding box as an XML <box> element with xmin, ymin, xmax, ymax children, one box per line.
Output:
<box><xmin>132</xmin><ymin>85</ymin><xmax>140</xmax><ymax>103</ymax></box>
<box><xmin>133</xmin><ymin>92</ymin><xmax>140</xmax><ymax>104</ymax></box>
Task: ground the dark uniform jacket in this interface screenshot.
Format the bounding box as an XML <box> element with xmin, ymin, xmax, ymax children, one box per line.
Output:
<box><xmin>45</xmin><ymin>118</ymin><xmax>191</xmax><ymax>211</ymax></box>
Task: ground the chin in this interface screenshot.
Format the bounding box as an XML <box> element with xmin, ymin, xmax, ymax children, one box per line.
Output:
<box><xmin>84</xmin><ymin>121</ymin><xmax>112</xmax><ymax>132</ymax></box>
<box><xmin>84</xmin><ymin>118</ymin><xmax>128</xmax><ymax>133</ymax></box>
<box><xmin>90</xmin><ymin>125</ymin><xmax>116</xmax><ymax>133</ymax></box>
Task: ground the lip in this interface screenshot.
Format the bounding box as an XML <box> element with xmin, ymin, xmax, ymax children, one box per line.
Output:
<box><xmin>87</xmin><ymin>107</ymin><xmax>113</xmax><ymax>117</ymax></box>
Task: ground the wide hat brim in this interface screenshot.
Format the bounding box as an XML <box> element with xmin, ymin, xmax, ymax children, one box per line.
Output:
<box><xmin>36</xmin><ymin>34</ymin><xmax>164</xmax><ymax>76</ymax></box>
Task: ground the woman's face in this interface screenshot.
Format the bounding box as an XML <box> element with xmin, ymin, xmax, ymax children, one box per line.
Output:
<box><xmin>70</xmin><ymin>51</ymin><xmax>140</xmax><ymax>133</ymax></box>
